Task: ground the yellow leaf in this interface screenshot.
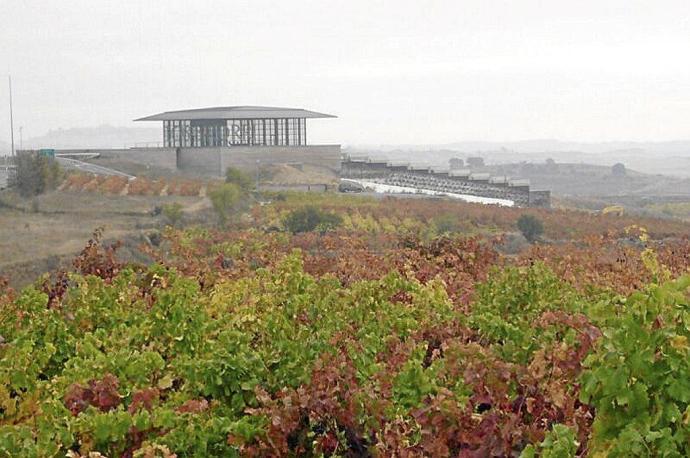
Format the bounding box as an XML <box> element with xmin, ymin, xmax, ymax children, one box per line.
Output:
<box><xmin>158</xmin><ymin>375</ymin><xmax>174</xmax><ymax>390</ymax></box>
<box><xmin>670</xmin><ymin>335</ymin><xmax>689</xmax><ymax>352</ymax></box>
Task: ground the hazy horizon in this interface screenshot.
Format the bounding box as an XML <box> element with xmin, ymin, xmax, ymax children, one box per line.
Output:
<box><xmin>4</xmin><ymin>125</ymin><xmax>690</xmax><ymax>154</ymax></box>
<box><xmin>3</xmin><ymin>126</ymin><xmax>690</xmax><ymax>157</ymax></box>
<box><xmin>2</xmin><ymin>0</ymin><xmax>690</xmax><ymax>146</ymax></box>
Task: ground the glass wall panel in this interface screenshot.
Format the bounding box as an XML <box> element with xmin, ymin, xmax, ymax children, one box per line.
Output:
<box><xmin>163</xmin><ymin>121</ymin><xmax>171</xmax><ymax>147</ymax></box>
<box><xmin>266</xmin><ymin>119</ymin><xmax>275</xmax><ymax>146</ymax></box>
<box><xmin>172</xmin><ymin>121</ymin><xmax>180</xmax><ymax>147</ymax></box>
<box><xmin>169</xmin><ymin>118</ymin><xmax>310</xmax><ymax>147</ymax></box>
<box><xmin>277</xmin><ymin>119</ymin><xmax>282</xmax><ymax>145</ymax></box>
<box><xmin>300</xmin><ymin>118</ymin><xmax>306</xmax><ymax>145</ymax></box>
<box><xmin>181</xmin><ymin>121</ymin><xmax>191</xmax><ymax>147</ymax></box>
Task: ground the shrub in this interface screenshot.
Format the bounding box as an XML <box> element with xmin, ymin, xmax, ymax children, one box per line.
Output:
<box><xmin>150</xmin><ymin>180</ymin><xmax>166</xmax><ymax>195</ymax></box>
<box><xmin>497</xmin><ymin>231</ymin><xmax>529</xmax><ymax>255</ymax></box>
<box><xmin>520</xmin><ymin>424</ymin><xmax>578</xmax><ymax>458</ymax></box>
<box><xmin>177</xmin><ymin>180</ymin><xmax>202</xmax><ymax>196</ymax></box>
<box><xmin>612</xmin><ymin>162</ymin><xmax>626</xmax><ymax>177</ymax></box>
<box><xmin>162</xmin><ymin>202</ymin><xmax>184</xmax><ymax>227</ymax></box>
<box><xmin>581</xmin><ymin>276</ymin><xmax>690</xmax><ymax>456</ymax></box>
<box><xmin>72</xmin><ymin>227</ymin><xmax>122</xmax><ymax>281</ymax></box>
<box><xmin>64</xmin><ymin>173</ymin><xmax>93</xmax><ymax>191</ymax></box>
<box><xmin>128</xmin><ymin>177</ymin><xmax>152</xmax><ymax>195</ymax></box>
<box><xmin>209</xmin><ymin>183</ymin><xmax>242</xmax><ymax>226</ymax></box>
<box><xmin>83</xmin><ymin>175</ymin><xmax>104</xmax><ymax>192</ymax></box>
<box><xmin>225</xmin><ymin>167</ymin><xmax>254</xmax><ymax>192</ymax></box>
<box><xmin>13</xmin><ymin>152</ymin><xmax>62</xmax><ymax>197</ymax></box>
<box><xmin>517</xmin><ymin>214</ymin><xmax>544</xmax><ymax>242</ymax></box>
<box><xmin>432</xmin><ymin>213</ymin><xmax>461</xmax><ymax>235</ymax></box>
<box><xmin>99</xmin><ymin>176</ymin><xmax>128</xmax><ymax>194</ymax></box>
<box><xmin>284</xmin><ymin>206</ymin><xmax>342</xmax><ymax>233</ymax></box>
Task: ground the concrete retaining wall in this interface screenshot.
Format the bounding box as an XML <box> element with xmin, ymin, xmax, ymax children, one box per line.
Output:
<box><xmin>47</xmin><ymin>145</ymin><xmax>341</xmax><ymax>178</ymax></box>
<box><xmin>176</xmin><ymin>148</ymin><xmax>222</xmax><ymax>176</ymax></box>
<box><xmin>176</xmin><ymin>145</ymin><xmax>341</xmax><ymax>176</ymax></box>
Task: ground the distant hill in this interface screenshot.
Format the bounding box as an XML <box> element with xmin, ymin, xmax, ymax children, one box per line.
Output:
<box><xmin>353</xmin><ymin>140</ymin><xmax>690</xmax><ymax>156</ymax></box>
<box><xmin>481</xmin><ymin>161</ymin><xmax>690</xmax><ymax>198</ymax></box>
<box><xmin>449</xmin><ymin>140</ymin><xmax>690</xmax><ymax>156</ymax></box>
<box><xmin>346</xmin><ymin>140</ymin><xmax>690</xmax><ymax>177</ymax></box>
<box><xmin>23</xmin><ymin>125</ymin><xmax>161</xmax><ymax>150</ymax></box>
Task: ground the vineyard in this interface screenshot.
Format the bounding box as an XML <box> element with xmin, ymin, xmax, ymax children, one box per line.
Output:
<box><xmin>60</xmin><ymin>174</ymin><xmax>205</xmax><ymax>197</ymax></box>
<box><xmin>2</xmin><ymin>193</ymin><xmax>690</xmax><ymax>457</ymax></box>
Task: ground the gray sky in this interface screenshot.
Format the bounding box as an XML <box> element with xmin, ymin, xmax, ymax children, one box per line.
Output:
<box><xmin>1</xmin><ymin>0</ymin><xmax>689</xmax><ymax>145</ymax></box>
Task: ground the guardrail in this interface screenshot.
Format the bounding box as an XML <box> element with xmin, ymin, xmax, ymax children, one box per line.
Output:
<box><xmin>127</xmin><ymin>142</ymin><xmax>164</xmax><ymax>148</ymax></box>
<box><xmin>55</xmin><ymin>152</ymin><xmax>101</xmax><ymax>159</ymax></box>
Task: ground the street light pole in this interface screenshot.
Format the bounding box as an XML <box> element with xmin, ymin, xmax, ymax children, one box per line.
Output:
<box><xmin>8</xmin><ymin>76</ymin><xmax>15</xmax><ymax>156</ymax></box>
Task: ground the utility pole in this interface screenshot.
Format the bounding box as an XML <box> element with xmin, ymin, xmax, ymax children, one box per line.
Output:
<box><xmin>8</xmin><ymin>76</ymin><xmax>15</xmax><ymax>156</ymax></box>
<box><xmin>19</xmin><ymin>126</ymin><xmax>23</xmax><ymax>150</ymax></box>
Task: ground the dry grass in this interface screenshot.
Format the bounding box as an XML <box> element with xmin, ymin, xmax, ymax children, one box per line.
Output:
<box><xmin>265</xmin><ymin>164</ymin><xmax>337</xmax><ymax>185</ymax></box>
<box><xmin>0</xmin><ymin>190</ymin><xmax>207</xmax><ymax>287</ymax></box>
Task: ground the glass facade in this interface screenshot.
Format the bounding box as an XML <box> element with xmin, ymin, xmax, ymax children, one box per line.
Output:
<box><xmin>163</xmin><ymin>118</ymin><xmax>307</xmax><ymax>147</ymax></box>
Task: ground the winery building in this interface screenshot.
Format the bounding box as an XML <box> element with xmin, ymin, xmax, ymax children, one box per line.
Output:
<box><xmin>135</xmin><ymin>106</ymin><xmax>336</xmax><ymax>149</ymax></box>
<box><xmin>126</xmin><ymin>106</ymin><xmax>341</xmax><ymax>176</ymax></box>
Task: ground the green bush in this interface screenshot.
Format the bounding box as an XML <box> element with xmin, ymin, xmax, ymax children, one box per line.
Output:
<box><xmin>209</xmin><ymin>183</ymin><xmax>242</xmax><ymax>226</ymax></box>
<box><xmin>13</xmin><ymin>152</ymin><xmax>62</xmax><ymax>197</ymax></box>
<box><xmin>469</xmin><ymin>263</ymin><xmax>582</xmax><ymax>363</ymax></box>
<box><xmin>520</xmin><ymin>424</ymin><xmax>578</xmax><ymax>458</ymax></box>
<box><xmin>580</xmin><ymin>275</ymin><xmax>690</xmax><ymax>456</ymax></box>
<box><xmin>161</xmin><ymin>203</ymin><xmax>183</xmax><ymax>227</ymax></box>
<box><xmin>225</xmin><ymin>167</ymin><xmax>254</xmax><ymax>192</ymax></box>
<box><xmin>432</xmin><ymin>213</ymin><xmax>461</xmax><ymax>235</ymax></box>
<box><xmin>283</xmin><ymin>206</ymin><xmax>342</xmax><ymax>233</ymax></box>
<box><xmin>517</xmin><ymin>214</ymin><xmax>544</xmax><ymax>242</ymax></box>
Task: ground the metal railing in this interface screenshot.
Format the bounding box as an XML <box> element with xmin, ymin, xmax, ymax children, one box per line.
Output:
<box><xmin>127</xmin><ymin>142</ymin><xmax>164</xmax><ymax>148</ymax></box>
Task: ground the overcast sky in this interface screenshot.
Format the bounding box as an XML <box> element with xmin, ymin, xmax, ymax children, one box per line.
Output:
<box><xmin>1</xmin><ymin>0</ymin><xmax>689</xmax><ymax>145</ymax></box>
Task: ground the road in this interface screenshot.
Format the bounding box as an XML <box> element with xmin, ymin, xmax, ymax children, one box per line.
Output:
<box><xmin>56</xmin><ymin>157</ymin><xmax>134</xmax><ymax>179</ymax></box>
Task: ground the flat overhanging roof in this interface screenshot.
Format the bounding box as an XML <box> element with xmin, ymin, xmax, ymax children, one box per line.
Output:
<box><xmin>135</xmin><ymin>106</ymin><xmax>337</xmax><ymax>121</ymax></box>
